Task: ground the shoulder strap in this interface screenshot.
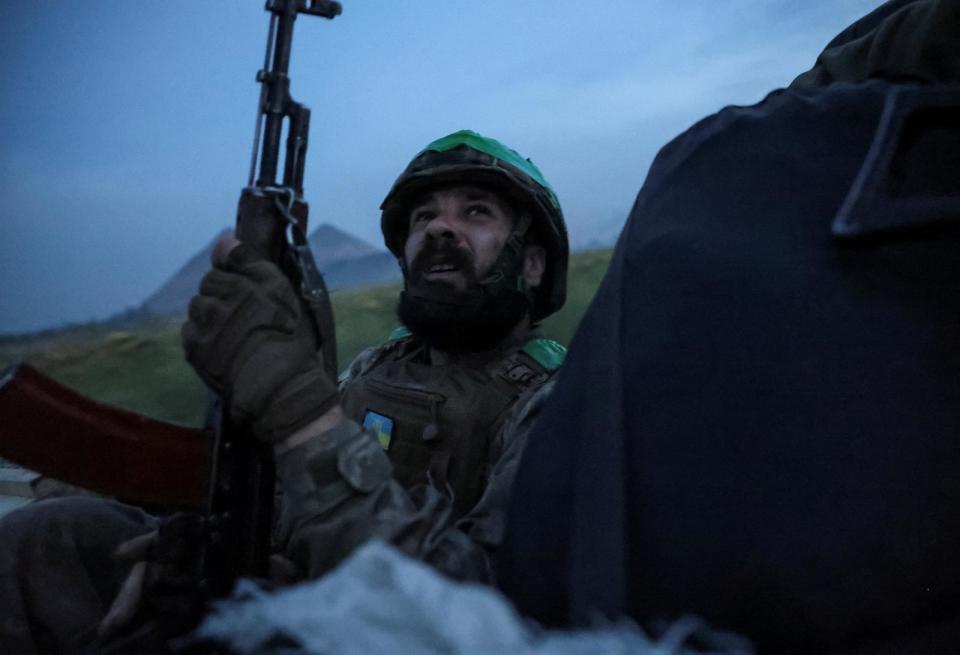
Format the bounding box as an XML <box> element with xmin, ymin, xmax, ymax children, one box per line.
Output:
<box><xmin>521</xmin><ymin>337</ymin><xmax>566</xmax><ymax>372</ymax></box>
<box><xmin>493</xmin><ymin>337</ymin><xmax>566</xmax><ymax>391</ymax></box>
<box><xmin>341</xmin><ymin>329</ymin><xmax>419</xmax><ymax>386</ymax></box>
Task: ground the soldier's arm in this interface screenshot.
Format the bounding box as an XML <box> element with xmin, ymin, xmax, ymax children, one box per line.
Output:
<box><xmin>274</xmin><ymin>379</ymin><xmax>555</xmax><ymax>583</ymax></box>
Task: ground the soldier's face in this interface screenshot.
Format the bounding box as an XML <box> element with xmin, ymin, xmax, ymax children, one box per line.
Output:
<box><xmin>404</xmin><ymin>185</ymin><xmax>515</xmax><ymax>292</ymax></box>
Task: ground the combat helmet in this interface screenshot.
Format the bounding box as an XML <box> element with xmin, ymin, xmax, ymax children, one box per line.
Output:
<box><xmin>381</xmin><ymin>130</ymin><xmax>568</xmax><ymax>321</ymax></box>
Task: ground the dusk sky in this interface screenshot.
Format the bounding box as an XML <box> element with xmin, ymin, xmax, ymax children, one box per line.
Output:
<box><xmin>1</xmin><ymin>0</ymin><xmax>884</xmax><ymax>334</ymax></box>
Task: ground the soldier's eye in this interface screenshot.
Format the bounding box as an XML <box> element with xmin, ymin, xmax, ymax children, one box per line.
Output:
<box><xmin>466</xmin><ymin>204</ymin><xmax>490</xmax><ymax>217</ymax></box>
<box><xmin>411</xmin><ymin>210</ymin><xmax>435</xmax><ymax>224</ymax></box>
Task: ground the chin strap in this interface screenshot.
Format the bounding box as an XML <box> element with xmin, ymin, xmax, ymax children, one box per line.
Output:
<box><xmin>479</xmin><ymin>212</ymin><xmax>533</xmax><ymax>296</ymax></box>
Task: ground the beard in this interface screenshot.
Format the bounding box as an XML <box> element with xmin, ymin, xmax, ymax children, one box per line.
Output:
<box><xmin>398</xmin><ymin>241</ymin><xmax>530</xmax><ymax>353</ymax></box>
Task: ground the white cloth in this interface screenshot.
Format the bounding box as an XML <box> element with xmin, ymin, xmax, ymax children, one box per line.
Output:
<box><xmin>195</xmin><ymin>541</ymin><xmax>753</xmax><ymax>655</ymax></box>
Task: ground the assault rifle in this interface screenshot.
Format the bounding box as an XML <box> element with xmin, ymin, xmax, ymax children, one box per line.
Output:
<box><xmin>0</xmin><ymin>0</ymin><xmax>341</xmax><ymax>650</ymax></box>
<box><xmin>204</xmin><ymin>0</ymin><xmax>341</xmax><ymax>597</ymax></box>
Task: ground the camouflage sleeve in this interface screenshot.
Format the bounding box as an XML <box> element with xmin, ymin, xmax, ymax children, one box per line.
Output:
<box><xmin>274</xmin><ymin>378</ymin><xmax>556</xmax><ymax>584</ymax></box>
<box><xmin>336</xmin><ymin>345</ymin><xmax>379</xmax><ymax>390</ymax></box>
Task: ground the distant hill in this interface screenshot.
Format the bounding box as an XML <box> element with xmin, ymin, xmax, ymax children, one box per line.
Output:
<box><xmin>140</xmin><ymin>228</ymin><xmax>233</xmax><ymax>317</ymax></box>
<box><xmin>306</xmin><ymin>223</ymin><xmax>379</xmax><ymax>263</ymax></box>
<box><xmin>139</xmin><ymin>224</ymin><xmax>400</xmax><ymax>318</ymax></box>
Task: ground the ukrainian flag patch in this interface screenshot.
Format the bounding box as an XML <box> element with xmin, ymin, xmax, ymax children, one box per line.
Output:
<box><xmin>363</xmin><ymin>411</ymin><xmax>394</xmax><ymax>450</ymax></box>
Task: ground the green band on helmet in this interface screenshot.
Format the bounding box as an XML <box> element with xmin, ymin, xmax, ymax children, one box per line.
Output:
<box><xmin>423</xmin><ymin>130</ymin><xmax>560</xmax><ymax>211</ymax></box>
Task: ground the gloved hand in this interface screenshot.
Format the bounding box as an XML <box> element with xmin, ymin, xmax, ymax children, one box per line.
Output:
<box><xmin>98</xmin><ymin>512</ymin><xmax>206</xmax><ymax>641</ymax></box>
<box><xmin>182</xmin><ymin>241</ymin><xmax>339</xmax><ymax>442</ymax></box>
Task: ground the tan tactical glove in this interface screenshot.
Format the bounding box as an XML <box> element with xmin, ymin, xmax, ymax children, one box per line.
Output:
<box><xmin>182</xmin><ymin>243</ymin><xmax>338</xmax><ymax>443</ymax></box>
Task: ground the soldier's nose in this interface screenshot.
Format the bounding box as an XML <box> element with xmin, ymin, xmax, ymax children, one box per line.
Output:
<box><xmin>425</xmin><ymin>214</ymin><xmax>457</xmax><ymax>241</ymax></box>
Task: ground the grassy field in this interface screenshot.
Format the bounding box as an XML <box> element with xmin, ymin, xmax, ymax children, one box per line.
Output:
<box><xmin>1</xmin><ymin>248</ymin><xmax>612</xmax><ymax>427</ymax></box>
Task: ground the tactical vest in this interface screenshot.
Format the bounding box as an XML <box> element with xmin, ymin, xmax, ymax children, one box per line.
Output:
<box><xmin>340</xmin><ymin>330</ymin><xmax>564</xmax><ymax>517</ymax></box>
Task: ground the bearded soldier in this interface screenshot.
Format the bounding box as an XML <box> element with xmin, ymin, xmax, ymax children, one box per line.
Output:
<box><xmin>183</xmin><ymin>128</ymin><xmax>568</xmax><ymax>582</ymax></box>
<box><xmin>0</xmin><ymin>130</ymin><xmax>569</xmax><ymax>653</ymax></box>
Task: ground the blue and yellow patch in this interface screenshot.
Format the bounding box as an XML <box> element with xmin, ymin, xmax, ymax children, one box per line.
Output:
<box><xmin>363</xmin><ymin>411</ymin><xmax>394</xmax><ymax>450</ymax></box>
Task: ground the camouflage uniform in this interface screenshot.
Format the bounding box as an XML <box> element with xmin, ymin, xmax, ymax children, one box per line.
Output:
<box><xmin>275</xmin><ymin>331</ymin><xmax>562</xmax><ymax>583</ymax></box>
<box><xmin>0</xmin><ymin>497</ymin><xmax>160</xmax><ymax>653</ymax></box>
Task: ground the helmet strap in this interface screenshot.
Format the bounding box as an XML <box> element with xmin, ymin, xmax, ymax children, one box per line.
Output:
<box><xmin>478</xmin><ymin>212</ymin><xmax>534</xmax><ymax>304</ymax></box>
